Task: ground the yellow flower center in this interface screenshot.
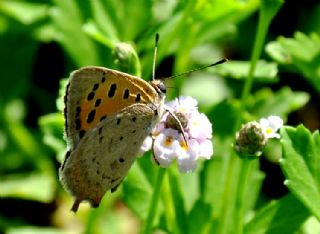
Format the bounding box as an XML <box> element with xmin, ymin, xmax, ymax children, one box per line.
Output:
<box><xmin>179</xmin><ymin>140</ymin><xmax>188</xmax><ymax>151</ymax></box>
<box><xmin>265</xmin><ymin>127</ymin><xmax>273</xmax><ymax>135</ymax></box>
<box><xmin>164</xmin><ymin>136</ymin><xmax>173</xmax><ymax>147</ymax></box>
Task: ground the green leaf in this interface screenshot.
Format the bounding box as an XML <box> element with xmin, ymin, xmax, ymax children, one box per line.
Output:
<box><xmin>7</xmin><ymin>227</ymin><xmax>63</xmax><ymax>234</ymax></box>
<box><xmin>247</xmin><ymin>87</ymin><xmax>309</xmax><ymax>119</ymax></box>
<box><xmin>214</xmin><ymin>60</ymin><xmax>279</xmax><ymax>82</ymax></box>
<box><xmin>280</xmin><ymin>125</ymin><xmax>320</xmax><ymax>220</ymax></box>
<box><xmin>168</xmin><ymin>167</ymin><xmax>188</xmax><ymax>233</ymax></box>
<box><xmin>50</xmin><ymin>0</ymin><xmax>99</xmax><ymax>66</ymax></box>
<box><xmin>89</xmin><ymin>0</ymin><xmax>119</xmax><ymax>42</ymax></box>
<box><xmin>181</xmin><ymin>72</ymin><xmax>232</xmax><ymax>108</ymax></box>
<box><xmin>122</xmin><ymin>156</ymin><xmax>153</xmax><ymax>220</ymax></box>
<box><xmin>187</xmin><ymin>199</ymin><xmax>211</xmax><ymax>234</ymax></box>
<box><xmin>208</xmin><ymin>99</ymin><xmax>242</xmax><ymax>139</ymax></box>
<box><xmin>266</xmin><ymin>32</ymin><xmax>320</xmax><ymax>92</ymax></box>
<box><xmin>38</xmin><ymin>113</ymin><xmax>65</xmax><ymax>162</ymax></box>
<box><xmin>244</xmin><ymin>194</ymin><xmax>310</xmax><ymax>234</ymax></box>
<box><xmin>0</xmin><ymin>1</ymin><xmax>48</xmax><ymax>25</ymax></box>
<box><xmin>0</xmin><ymin>173</ymin><xmax>56</xmax><ymax>203</ymax></box>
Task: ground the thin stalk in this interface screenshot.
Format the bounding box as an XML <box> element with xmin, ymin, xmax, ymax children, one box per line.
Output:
<box><xmin>233</xmin><ymin>1</ymin><xmax>284</xmax><ymax>233</ymax></box>
<box><xmin>143</xmin><ymin>168</ymin><xmax>166</xmax><ymax>234</ymax></box>
<box><xmin>233</xmin><ymin>158</ymin><xmax>252</xmax><ymax>234</ymax></box>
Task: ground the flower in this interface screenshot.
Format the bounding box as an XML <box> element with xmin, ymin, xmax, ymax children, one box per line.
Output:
<box><xmin>141</xmin><ymin>96</ymin><xmax>213</xmax><ymax>172</ymax></box>
<box><xmin>259</xmin><ymin>115</ymin><xmax>283</xmax><ymax>139</ymax></box>
<box><xmin>235</xmin><ymin>115</ymin><xmax>283</xmax><ymax>157</ymax></box>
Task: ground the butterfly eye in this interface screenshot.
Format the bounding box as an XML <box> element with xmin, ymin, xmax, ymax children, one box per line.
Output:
<box><xmin>158</xmin><ymin>82</ymin><xmax>166</xmax><ymax>94</ymax></box>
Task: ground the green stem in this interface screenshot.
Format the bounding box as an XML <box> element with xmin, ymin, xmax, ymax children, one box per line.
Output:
<box><xmin>143</xmin><ymin>167</ymin><xmax>166</xmax><ymax>234</ymax></box>
<box><xmin>162</xmin><ymin>172</ymin><xmax>175</xmax><ymax>231</ymax></box>
<box><xmin>232</xmin><ymin>1</ymin><xmax>284</xmax><ymax>234</ymax></box>
<box><xmin>233</xmin><ymin>158</ymin><xmax>252</xmax><ymax>234</ymax></box>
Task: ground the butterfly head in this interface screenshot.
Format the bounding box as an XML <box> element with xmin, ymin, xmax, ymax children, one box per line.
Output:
<box><xmin>150</xmin><ymin>80</ymin><xmax>166</xmax><ymax>98</ymax></box>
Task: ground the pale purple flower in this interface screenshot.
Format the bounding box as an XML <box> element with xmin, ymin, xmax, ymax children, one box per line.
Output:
<box><xmin>141</xmin><ymin>96</ymin><xmax>213</xmax><ymax>173</ymax></box>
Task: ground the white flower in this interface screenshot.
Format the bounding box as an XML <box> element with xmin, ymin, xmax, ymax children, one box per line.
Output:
<box><xmin>141</xmin><ymin>96</ymin><xmax>213</xmax><ymax>173</ymax></box>
<box><xmin>153</xmin><ymin>129</ymin><xmax>180</xmax><ymax>167</ymax></box>
<box><xmin>259</xmin><ymin>115</ymin><xmax>283</xmax><ymax>139</ymax></box>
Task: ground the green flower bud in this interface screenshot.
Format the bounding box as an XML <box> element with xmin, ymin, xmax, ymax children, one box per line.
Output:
<box><xmin>235</xmin><ymin>121</ymin><xmax>267</xmax><ymax>158</ymax></box>
<box><xmin>113</xmin><ymin>42</ymin><xmax>141</xmax><ymax>77</ymax></box>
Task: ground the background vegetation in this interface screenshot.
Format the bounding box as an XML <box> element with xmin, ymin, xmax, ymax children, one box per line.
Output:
<box><xmin>0</xmin><ymin>0</ymin><xmax>319</xmax><ymax>233</ymax></box>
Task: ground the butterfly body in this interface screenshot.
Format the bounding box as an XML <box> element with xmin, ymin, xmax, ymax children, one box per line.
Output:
<box><xmin>60</xmin><ymin>67</ymin><xmax>165</xmax><ymax>212</ymax></box>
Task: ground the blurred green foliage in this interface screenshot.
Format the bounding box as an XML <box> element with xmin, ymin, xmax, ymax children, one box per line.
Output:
<box><xmin>0</xmin><ymin>0</ymin><xmax>320</xmax><ymax>234</ymax></box>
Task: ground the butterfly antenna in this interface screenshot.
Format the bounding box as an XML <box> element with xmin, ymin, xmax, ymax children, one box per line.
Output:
<box><xmin>152</xmin><ymin>33</ymin><xmax>160</xmax><ymax>81</ymax></box>
<box><xmin>165</xmin><ymin>58</ymin><xmax>228</xmax><ymax>80</ymax></box>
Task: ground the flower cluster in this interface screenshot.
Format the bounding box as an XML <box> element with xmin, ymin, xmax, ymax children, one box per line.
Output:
<box><xmin>141</xmin><ymin>96</ymin><xmax>213</xmax><ymax>173</ymax></box>
<box><xmin>235</xmin><ymin>115</ymin><xmax>283</xmax><ymax>157</ymax></box>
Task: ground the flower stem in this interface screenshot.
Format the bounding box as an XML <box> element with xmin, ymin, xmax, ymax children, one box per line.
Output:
<box><xmin>233</xmin><ymin>158</ymin><xmax>252</xmax><ymax>234</ymax></box>
<box><xmin>233</xmin><ymin>1</ymin><xmax>284</xmax><ymax>233</ymax></box>
<box><xmin>143</xmin><ymin>167</ymin><xmax>166</xmax><ymax>234</ymax></box>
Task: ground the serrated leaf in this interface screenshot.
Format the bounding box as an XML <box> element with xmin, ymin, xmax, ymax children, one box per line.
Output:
<box><xmin>244</xmin><ymin>194</ymin><xmax>310</xmax><ymax>234</ymax></box>
<box><xmin>266</xmin><ymin>32</ymin><xmax>320</xmax><ymax>92</ymax></box>
<box><xmin>280</xmin><ymin>125</ymin><xmax>320</xmax><ymax>220</ymax></box>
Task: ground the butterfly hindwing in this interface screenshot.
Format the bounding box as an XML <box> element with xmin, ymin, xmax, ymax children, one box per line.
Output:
<box><xmin>60</xmin><ymin>103</ymin><xmax>156</xmax><ymax>212</ymax></box>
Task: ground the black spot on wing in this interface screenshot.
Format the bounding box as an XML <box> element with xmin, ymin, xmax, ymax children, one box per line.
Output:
<box><xmin>100</xmin><ymin>115</ymin><xmax>107</xmax><ymax>121</ymax></box>
<box><xmin>135</xmin><ymin>93</ymin><xmax>141</xmax><ymax>102</ymax></box>
<box><xmin>87</xmin><ymin>109</ymin><xmax>96</xmax><ymax>124</ymax></box>
<box><xmin>93</xmin><ymin>83</ymin><xmax>99</xmax><ymax>91</ymax></box>
<box><xmin>108</xmin><ymin>83</ymin><xmax>117</xmax><ymax>97</ymax></box>
<box><xmin>75</xmin><ymin>106</ymin><xmax>81</xmax><ymax>118</ymax></box>
<box><xmin>79</xmin><ymin>130</ymin><xmax>86</xmax><ymax>139</ymax></box>
<box><xmin>95</xmin><ymin>98</ymin><xmax>102</xmax><ymax>107</ymax></box>
<box><xmin>87</xmin><ymin>91</ymin><xmax>95</xmax><ymax>101</ymax></box>
<box><xmin>75</xmin><ymin>118</ymin><xmax>81</xmax><ymax>130</ymax></box>
<box><xmin>123</xmin><ymin>89</ymin><xmax>129</xmax><ymax>99</ymax></box>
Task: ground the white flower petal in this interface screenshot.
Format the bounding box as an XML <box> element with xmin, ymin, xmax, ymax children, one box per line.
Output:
<box><xmin>153</xmin><ymin>132</ymin><xmax>180</xmax><ymax>167</ymax></box>
<box><xmin>139</xmin><ymin>136</ymin><xmax>153</xmax><ymax>156</ymax></box>
<box><xmin>259</xmin><ymin>115</ymin><xmax>283</xmax><ymax>139</ymax></box>
<box><xmin>177</xmin><ymin>151</ymin><xmax>197</xmax><ymax>173</ymax></box>
<box><xmin>189</xmin><ymin>113</ymin><xmax>212</xmax><ymax>140</ymax></box>
<box><xmin>197</xmin><ymin>139</ymin><xmax>214</xmax><ymax>159</ymax></box>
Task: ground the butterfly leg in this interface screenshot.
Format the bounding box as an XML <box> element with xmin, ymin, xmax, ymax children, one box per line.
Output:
<box><xmin>71</xmin><ymin>197</ymin><xmax>83</xmax><ymax>213</ymax></box>
<box><xmin>162</xmin><ymin>106</ymin><xmax>188</xmax><ymax>146</ymax></box>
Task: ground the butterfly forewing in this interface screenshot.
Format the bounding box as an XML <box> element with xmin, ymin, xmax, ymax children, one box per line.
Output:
<box><xmin>64</xmin><ymin>66</ymin><xmax>159</xmax><ymax>147</ymax></box>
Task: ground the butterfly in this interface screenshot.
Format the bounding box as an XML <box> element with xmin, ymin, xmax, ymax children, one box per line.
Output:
<box><xmin>59</xmin><ymin>65</ymin><xmax>167</xmax><ymax>212</ymax></box>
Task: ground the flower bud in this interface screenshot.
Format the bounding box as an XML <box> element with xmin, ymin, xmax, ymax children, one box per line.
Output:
<box><xmin>113</xmin><ymin>42</ymin><xmax>141</xmax><ymax>76</ymax></box>
<box><xmin>235</xmin><ymin>121</ymin><xmax>267</xmax><ymax>157</ymax></box>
